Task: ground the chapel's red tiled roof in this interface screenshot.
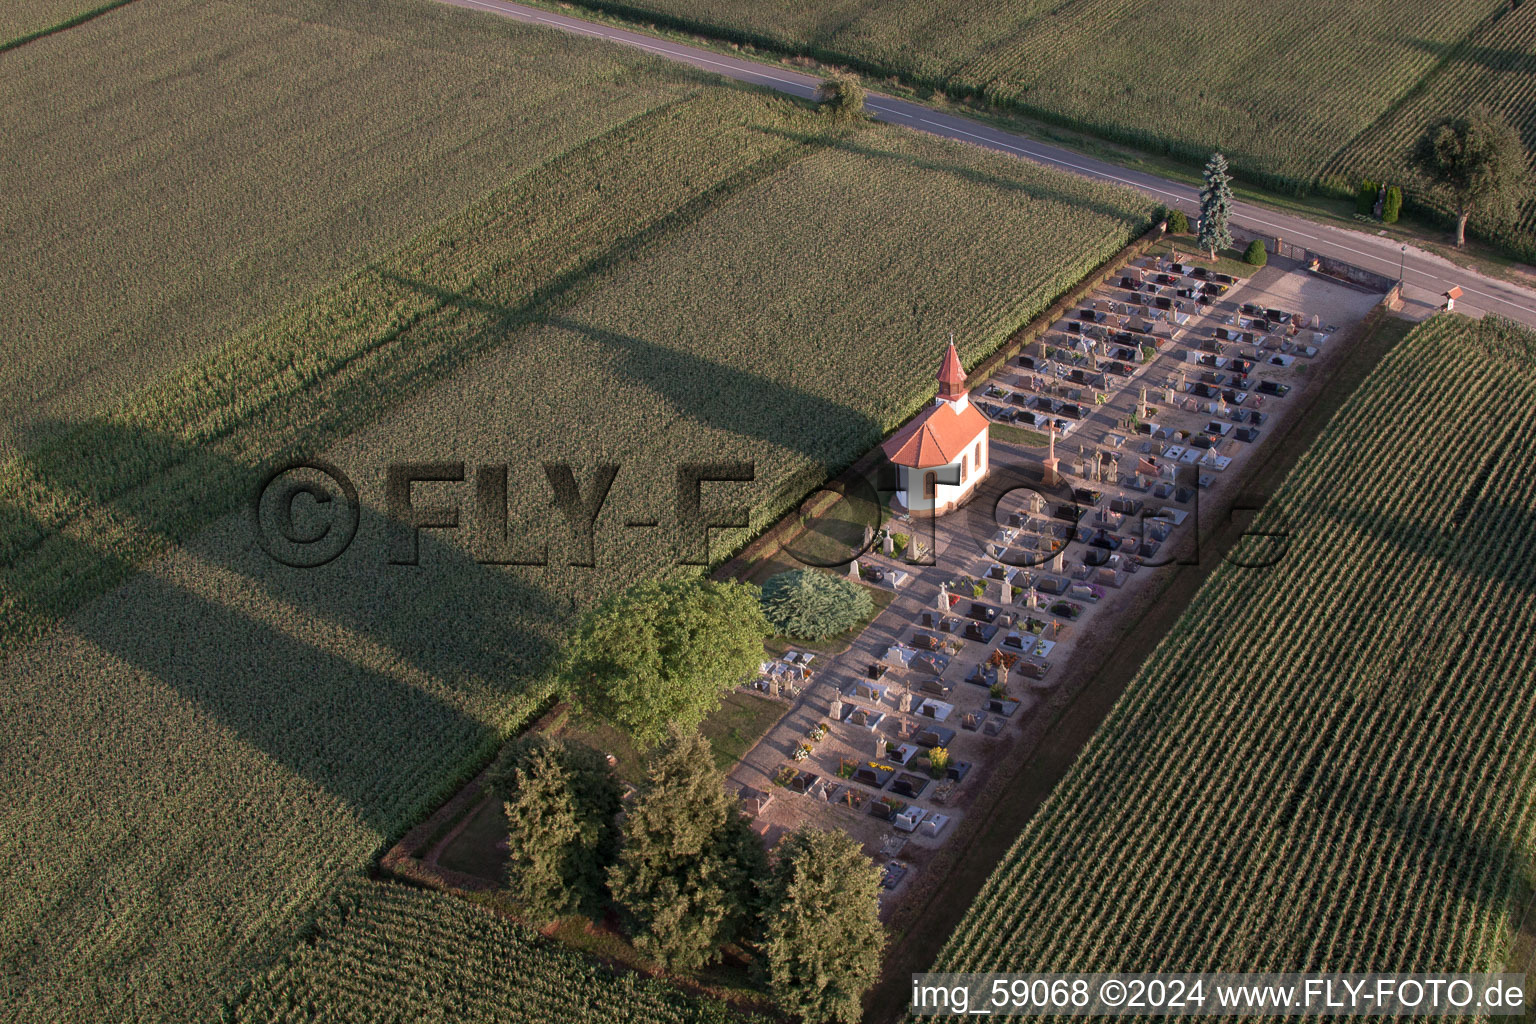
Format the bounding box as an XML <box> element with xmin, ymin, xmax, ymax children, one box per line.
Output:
<box><xmin>881</xmin><ymin>398</ymin><xmax>990</xmax><ymax>468</ymax></box>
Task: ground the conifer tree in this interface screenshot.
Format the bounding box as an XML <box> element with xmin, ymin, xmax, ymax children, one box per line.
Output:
<box><xmin>608</xmin><ymin>728</ymin><xmax>766</xmax><ymax>971</ymax></box>
<box><xmin>489</xmin><ymin>736</ymin><xmax>621</xmax><ymax>923</ymax></box>
<box><xmin>761</xmin><ymin>827</ymin><xmax>885</xmax><ymax>1024</ymax></box>
<box><xmin>1198</xmin><ymin>152</ymin><xmax>1234</xmax><ymax>259</ymax></box>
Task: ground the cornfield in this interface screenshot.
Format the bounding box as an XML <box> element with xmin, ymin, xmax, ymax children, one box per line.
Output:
<box><xmin>227</xmin><ymin>881</ymin><xmax>767</xmax><ymax>1023</ymax></box>
<box><xmin>0</xmin><ymin>0</ymin><xmax>706</xmax><ymax>458</ymax></box>
<box><xmin>0</xmin><ymin>0</ymin><xmax>125</xmax><ymax>47</ymax></box>
<box><xmin>1325</xmin><ymin>1</ymin><xmax>1536</xmax><ymax>261</ymax></box>
<box><xmin>562</xmin><ymin>0</ymin><xmax>1504</xmax><ymax>192</ymax></box>
<box><xmin>0</xmin><ymin>2</ymin><xmax>1154</xmax><ymax>1019</ymax></box>
<box><xmin>924</xmin><ymin>314</ymin><xmax>1536</xmax><ymax>1004</ymax></box>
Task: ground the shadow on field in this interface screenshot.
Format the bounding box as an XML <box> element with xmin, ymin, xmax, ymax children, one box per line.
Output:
<box><xmin>1406</xmin><ymin>36</ymin><xmax>1536</xmax><ymax>78</ymax></box>
<box><xmin>368</xmin><ymin>272</ymin><xmax>886</xmax><ymax>468</ymax></box>
<box><xmin>1317</xmin><ymin>769</ymin><xmax>1533</xmax><ymax>928</ymax></box>
<box><xmin>753</xmin><ymin>125</ymin><xmax>1148</xmax><ymax>224</ymax></box>
<box><xmin>18</xmin><ymin>418</ymin><xmax>570</xmax><ymax>832</ymax></box>
<box><xmin>550</xmin><ymin>316</ymin><xmax>884</xmax><ymax>465</ymax></box>
<box><xmin>1319</xmin><ymin>495</ymin><xmax>1536</xmax><ymax>598</ymax></box>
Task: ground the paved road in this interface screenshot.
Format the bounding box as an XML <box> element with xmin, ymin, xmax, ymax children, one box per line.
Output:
<box><xmin>440</xmin><ymin>0</ymin><xmax>1536</xmax><ymax>327</ymax></box>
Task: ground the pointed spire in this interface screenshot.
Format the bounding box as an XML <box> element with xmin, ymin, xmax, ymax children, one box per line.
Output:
<box><xmin>937</xmin><ymin>335</ymin><xmax>966</xmax><ymax>402</ymax></box>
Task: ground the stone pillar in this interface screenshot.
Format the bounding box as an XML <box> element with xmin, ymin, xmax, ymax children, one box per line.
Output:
<box><xmin>1043</xmin><ymin>426</ymin><xmax>1061</xmax><ymax>488</ymax></box>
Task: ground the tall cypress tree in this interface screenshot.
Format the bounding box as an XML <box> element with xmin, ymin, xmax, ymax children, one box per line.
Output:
<box><xmin>1198</xmin><ymin>152</ymin><xmax>1235</xmax><ymax>259</ymax></box>
<box><xmin>608</xmin><ymin>728</ymin><xmax>766</xmax><ymax>971</ymax></box>
<box><xmin>761</xmin><ymin>827</ymin><xmax>886</xmax><ymax>1024</ymax></box>
<box><xmin>489</xmin><ymin>736</ymin><xmax>621</xmax><ymax>924</ymax></box>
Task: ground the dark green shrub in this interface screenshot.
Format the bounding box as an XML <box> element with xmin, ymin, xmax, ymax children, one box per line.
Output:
<box><xmin>1244</xmin><ymin>239</ymin><xmax>1268</xmax><ymax>266</ymax></box>
<box><xmin>1167</xmin><ymin>208</ymin><xmax>1190</xmax><ymax>234</ymax></box>
<box><xmin>1357</xmin><ymin>180</ymin><xmax>1379</xmax><ymax>216</ymax></box>
<box><xmin>1382</xmin><ymin>185</ymin><xmax>1402</xmax><ymax>224</ymax></box>
<box><xmin>760</xmin><ymin>569</ymin><xmax>874</xmax><ymax>641</ymax></box>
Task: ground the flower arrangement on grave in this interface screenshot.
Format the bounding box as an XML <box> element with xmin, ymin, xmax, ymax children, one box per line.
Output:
<box><xmin>807</xmin><ymin>722</ymin><xmax>828</xmax><ymax>742</ymax></box>
<box><xmin>971</xmin><ymin>580</ymin><xmax>986</xmax><ymax>598</ymax></box>
<box><xmin>793</xmin><ymin>742</ymin><xmax>812</xmax><ymax>762</ymax></box>
<box><xmin>929</xmin><ymin>746</ymin><xmax>951</xmax><ymax>778</ymax></box>
<box><xmin>775</xmin><ymin>764</ymin><xmax>798</xmax><ymax>787</ymax></box>
<box><xmin>989</xmin><ymin>681</ymin><xmax>1009</xmax><ymax>699</ymax></box>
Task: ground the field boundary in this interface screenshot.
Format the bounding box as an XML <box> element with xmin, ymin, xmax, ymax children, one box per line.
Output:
<box><xmin>0</xmin><ymin>93</ymin><xmax>835</xmax><ymax>658</ymax></box>
<box><xmin>0</xmin><ymin>0</ymin><xmax>139</xmax><ymax>53</ymax></box>
<box><xmin>523</xmin><ymin>0</ymin><xmax>1536</xmax><ymax>268</ymax></box>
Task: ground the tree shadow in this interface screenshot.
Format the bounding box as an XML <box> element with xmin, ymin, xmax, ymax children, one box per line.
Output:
<box><xmin>1315</xmin><ymin>767</ymin><xmax>1533</xmax><ymax>935</ymax></box>
<box><xmin>1406</xmin><ymin>36</ymin><xmax>1536</xmax><ymax>78</ymax></box>
<box><xmin>8</xmin><ymin>418</ymin><xmax>569</xmax><ymax>831</ymax></box>
<box><xmin>1318</xmin><ymin>493</ymin><xmax>1536</xmax><ymax>598</ymax></box>
<box><xmin>369</xmin><ymin>273</ymin><xmax>886</xmax><ymax>468</ymax></box>
<box><xmin>550</xmin><ymin>316</ymin><xmax>885</xmax><ymax>466</ymax></box>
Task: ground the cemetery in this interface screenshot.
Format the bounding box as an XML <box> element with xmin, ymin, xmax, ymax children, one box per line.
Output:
<box><xmin>728</xmin><ymin>248</ymin><xmax>1382</xmax><ymax>914</ymax></box>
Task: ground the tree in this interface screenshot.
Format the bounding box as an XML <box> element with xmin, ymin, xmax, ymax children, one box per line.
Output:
<box><xmin>561</xmin><ymin>580</ymin><xmax>769</xmax><ymax>747</ymax></box>
<box><xmin>815</xmin><ymin>73</ymin><xmax>866</xmax><ymax>121</ymax></box>
<box><xmin>1166</xmin><ymin>208</ymin><xmax>1190</xmax><ymax>234</ymax></box>
<box><xmin>1382</xmin><ymin>185</ymin><xmax>1403</xmax><ymax>224</ymax></box>
<box><xmin>1416</xmin><ymin>106</ymin><xmax>1529</xmax><ymax>246</ymax></box>
<box><xmin>760</xmin><ymin>569</ymin><xmax>874</xmax><ymax>641</ymax></box>
<box><xmin>1356</xmin><ymin>180</ymin><xmax>1379</xmax><ymax>216</ymax></box>
<box><xmin>1243</xmin><ymin>239</ymin><xmax>1268</xmax><ymax>266</ymax></box>
<box><xmin>1197</xmin><ymin>153</ymin><xmax>1235</xmax><ymax>260</ymax></box>
<box><xmin>487</xmin><ymin>736</ymin><xmax>622</xmax><ymax>923</ymax></box>
<box><xmin>760</xmin><ymin>827</ymin><xmax>886</xmax><ymax>1024</ymax></box>
<box><xmin>608</xmin><ymin>728</ymin><xmax>766</xmax><ymax>972</ymax></box>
